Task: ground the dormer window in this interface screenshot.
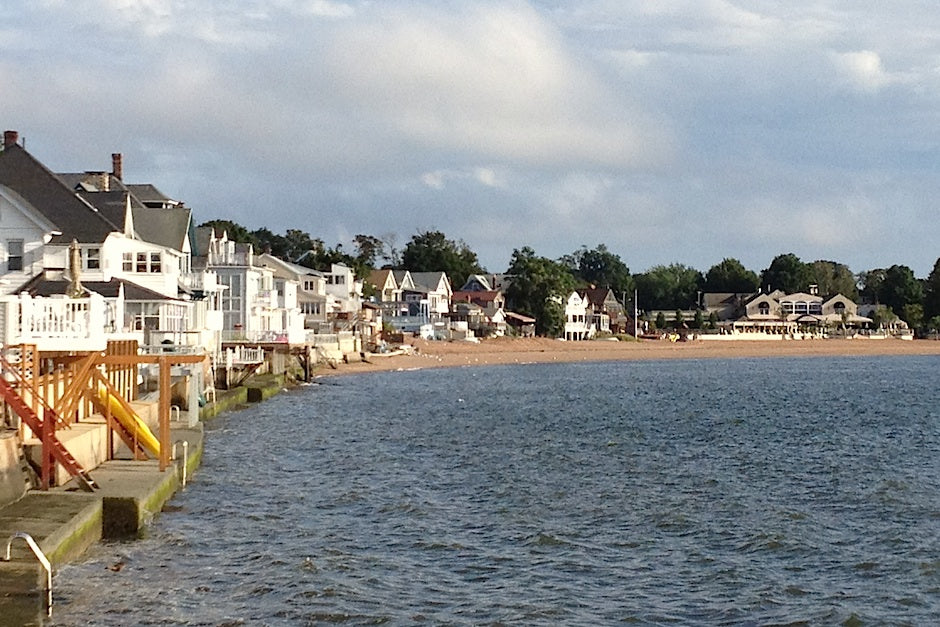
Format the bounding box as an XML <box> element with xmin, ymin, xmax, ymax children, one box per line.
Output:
<box><xmin>758</xmin><ymin>302</ymin><xmax>770</xmax><ymax>315</ymax></box>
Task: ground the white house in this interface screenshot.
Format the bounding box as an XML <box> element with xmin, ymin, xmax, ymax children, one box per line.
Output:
<box><xmin>563</xmin><ymin>291</ymin><xmax>592</xmax><ymax>341</ymax></box>
<box><xmin>193</xmin><ymin>227</ymin><xmax>304</xmax><ymax>344</ymax></box>
<box><xmin>258</xmin><ymin>253</ymin><xmax>333</xmax><ymax>331</ymax></box>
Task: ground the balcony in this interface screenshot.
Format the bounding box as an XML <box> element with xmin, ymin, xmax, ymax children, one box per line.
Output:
<box><xmin>0</xmin><ymin>293</ymin><xmax>113</xmax><ymax>352</ymax></box>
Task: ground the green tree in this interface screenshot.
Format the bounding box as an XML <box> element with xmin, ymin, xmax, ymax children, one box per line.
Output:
<box><xmin>808</xmin><ymin>260</ymin><xmax>858</xmax><ymax>300</ymax></box>
<box><xmin>635</xmin><ymin>264</ymin><xmax>704</xmax><ymax>310</ymax></box>
<box><xmin>655</xmin><ymin>311</ymin><xmax>666</xmax><ymax>331</ymax></box>
<box><xmin>562</xmin><ymin>244</ymin><xmax>633</xmax><ymax>297</ymax></box>
<box><xmin>353</xmin><ymin>234</ymin><xmax>385</xmax><ymax>268</ymax></box>
<box><xmin>879</xmin><ymin>264</ymin><xmax>923</xmax><ymax>321</ymax></box>
<box><xmin>704</xmin><ymin>258</ymin><xmax>759</xmax><ymax>293</ymax></box>
<box><xmin>922</xmin><ymin>258</ymin><xmax>940</xmax><ymax>320</ymax></box>
<box><xmin>401</xmin><ymin>230</ymin><xmax>483</xmax><ymax>289</ymax></box>
<box><xmin>505</xmin><ymin>247</ymin><xmax>575</xmax><ymax>337</ymax></box>
<box><xmin>902</xmin><ymin>303</ymin><xmax>924</xmax><ymax>331</ymax></box>
<box><xmin>760</xmin><ymin>253</ymin><xmax>811</xmax><ymax>294</ymax></box>
<box><xmin>693</xmin><ymin>309</ymin><xmax>704</xmax><ymax>329</ymax></box>
<box><xmin>199</xmin><ymin>219</ymin><xmax>258</xmax><ymax>248</ymax></box>
<box><xmin>858</xmin><ymin>268</ymin><xmax>886</xmax><ymax>304</ymax></box>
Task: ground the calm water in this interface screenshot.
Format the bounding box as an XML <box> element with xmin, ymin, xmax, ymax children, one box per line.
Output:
<box><xmin>51</xmin><ymin>356</ymin><xmax>940</xmax><ymax>625</ymax></box>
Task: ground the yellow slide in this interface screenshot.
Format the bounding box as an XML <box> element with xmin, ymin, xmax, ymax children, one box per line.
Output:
<box><xmin>96</xmin><ymin>384</ymin><xmax>161</xmax><ymax>458</ymax></box>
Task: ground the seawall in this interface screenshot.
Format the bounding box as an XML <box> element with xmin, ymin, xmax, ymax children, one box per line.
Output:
<box><xmin>0</xmin><ymin>372</ymin><xmax>291</xmax><ymax>622</ymax></box>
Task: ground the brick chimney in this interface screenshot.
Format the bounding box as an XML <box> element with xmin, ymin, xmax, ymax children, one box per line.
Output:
<box><xmin>111</xmin><ymin>153</ymin><xmax>123</xmax><ymax>180</ymax></box>
<box><xmin>3</xmin><ymin>130</ymin><xmax>18</xmax><ymax>148</ymax></box>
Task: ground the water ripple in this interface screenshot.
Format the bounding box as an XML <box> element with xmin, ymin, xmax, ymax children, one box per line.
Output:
<box><xmin>52</xmin><ymin>356</ymin><xmax>940</xmax><ymax>625</ymax></box>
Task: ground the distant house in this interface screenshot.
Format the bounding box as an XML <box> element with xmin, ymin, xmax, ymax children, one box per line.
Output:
<box><xmin>368</xmin><ymin>268</ymin><xmax>401</xmax><ymax>303</ymax></box>
<box><xmin>193</xmin><ymin>227</ymin><xmax>304</xmax><ymax>344</ymax></box>
<box><xmin>324</xmin><ymin>263</ymin><xmax>363</xmax><ymax>314</ymax></box>
<box><xmin>563</xmin><ymin>291</ymin><xmax>592</xmax><ymax>341</ymax></box>
<box><xmin>578</xmin><ymin>287</ymin><xmax>626</xmax><ymax>335</ymax></box>
<box><xmin>408</xmin><ymin>272</ymin><xmax>453</xmax><ymax>318</ymax></box>
<box><xmin>700</xmin><ymin>286</ymin><xmax>873</xmax><ymax>337</ymax></box>
<box><xmin>258</xmin><ymin>253</ymin><xmax>332</xmax><ymax>331</ymax></box>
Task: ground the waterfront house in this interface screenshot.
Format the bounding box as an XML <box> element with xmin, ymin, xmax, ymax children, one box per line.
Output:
<box><xmin>563</xmin><ymin>291</ymin><xmax>592</xmax><ymax>341</ymax></box>
<box><xmin>258</xmin><ymin>253</ymin><xmax>332</xmax><ymax>332</ymax></box>
<box><xmin>577</xmin><ymin>287</ymin><xmax>627</xmax><ymax>335</ymax></box>
<box><xmin>193</xmin><ymin>227</ymin><xmax>304</xmax><ymax>344</ymax></box>
<box><xmin>408</xmin><ymin>272</ymin><xmax>453</xmax><ymax>318</ymax></box>
<box><xmin>368</xmin><ymin>268</ymin><xmax>401</xmax><ymax>303</ymax></box>
<box><xmin>0</xmin><ymin>133</ymin><xmax>227</xmax><ymax>351</ymax></box>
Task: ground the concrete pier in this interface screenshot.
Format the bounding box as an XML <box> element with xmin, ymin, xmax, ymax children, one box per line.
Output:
<box><xmin>0</xmin><ymin>423</ymin><xmax>204</xmax><ymax>623</ymax></box>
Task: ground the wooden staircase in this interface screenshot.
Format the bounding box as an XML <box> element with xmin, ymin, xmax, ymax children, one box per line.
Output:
<box><xmin>0</xmin><ymin>376</ymin><xmax>97</xmax><ymax>492</ymax></box>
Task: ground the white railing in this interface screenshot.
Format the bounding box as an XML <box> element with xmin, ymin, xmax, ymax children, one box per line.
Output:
<box><xmin>224</xmin><ymin>345</ymin><xmax>264</xmax><ymax>366</ymax></box>
<box><xmin>0</xmin><ymin>293</ymin><xmax>111</xmax><ymax>351</ymax></box>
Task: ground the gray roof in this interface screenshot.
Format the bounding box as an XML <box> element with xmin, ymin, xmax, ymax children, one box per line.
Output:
<box><xmin>17</xmin><ymin>276</ymin><xmax>181</xmax><ymax>301</ymax></box>
<box><xmin>132</xmin><ymin>205</ymin><xmax>192</xmax><ymax>252</ymax></box>
<box><xmin>75</xmin><ymin>190</ymin><xmax>132</xmax><ymax>232</ymax></box>
<box><xmin>0</xmin><ymin>144</ymin><xmax>120</xmax><ymax>243</ymax></box>
<box><xmin>126</xmin><ymin>183</ymin><xmax>177</xmax><ymax>206</ymax></box>
<box><xmin>410</xmin><ymin>271</ymin><xmax>449</xmax><ymax>291</ymax></box>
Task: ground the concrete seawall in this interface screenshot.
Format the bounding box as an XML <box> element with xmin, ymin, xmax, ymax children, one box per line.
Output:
<box><xmin>0</xmin><ymin>373</ymin><xmax>286</xmax><ymax>623</ymax></box>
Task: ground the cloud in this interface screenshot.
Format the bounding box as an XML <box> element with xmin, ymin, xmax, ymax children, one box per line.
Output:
<box><xmin>319</xmin><ymin>2</ymin><xmax>672</xmax><ymax>170</ymax></box>
<box><xmin>832</xmin><ymin>50</ymin><xmax>893</xmax><ymax>92</ymax></box>
<box><xmin>420</xmin><ymin>167</ymin><xmax>504</xmax><ymax>190</ymax></box>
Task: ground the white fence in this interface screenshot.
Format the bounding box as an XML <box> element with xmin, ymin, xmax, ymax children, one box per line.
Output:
<box><xmin>0</xmin><ymin>293</ymin><xmax>113</xmax><ymax>352</ymax></box>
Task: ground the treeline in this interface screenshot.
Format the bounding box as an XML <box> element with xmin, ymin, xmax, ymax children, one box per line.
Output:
<box><xmin>199</xmin><ymin>221</ymin><xmax>940</xmax><ymax>335</ymax></box>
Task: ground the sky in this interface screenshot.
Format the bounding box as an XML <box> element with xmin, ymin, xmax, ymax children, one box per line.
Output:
<box><xmin>2</xmin><ymin>1</ymin><xmax>939</xmax><ymax>277</ymax></box>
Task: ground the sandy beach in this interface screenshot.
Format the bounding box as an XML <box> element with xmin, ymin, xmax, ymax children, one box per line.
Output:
<box><xmin>316</xmin><ymin>336</ymin><xmax>940</xmax><ymax>377</ymax></box>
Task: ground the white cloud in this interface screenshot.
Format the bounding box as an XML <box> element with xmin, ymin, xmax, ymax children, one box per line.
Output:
<box><xmin>321</xmin><ymin>2</ymin><xmax>671</xmax><ymax>169</ymax></box>
<box><xmin>832</xmin><ymin>50</ymin><xmax>893</xmax><ymax>92</ymax></box>
<box><xmin>297</xmin><ymin>0</ymin><xmax>355</xmax><ymax>18</ymax></box>
<box><xmin>420</xmin><ymin>167</ymin><xmax>504</xmax><ymax>190</ymax></box>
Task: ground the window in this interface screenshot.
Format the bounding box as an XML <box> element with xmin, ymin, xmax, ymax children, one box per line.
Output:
<box><xmin>7</xmin><ymin>240</ymin><xmax>23</xmax><ymax>272</ymax></box>
<box><xmin>758</xmin><ymin>302</ymin><xmax>770</xmax><ymax>315</ymax></box>
<box><xmin>85</xmin><ymin>248</ymin><xmax>100</xmax><ymax>270</ymax></box>
<box><xmin>127</xmin><ymin>251</ymin><xmax>162</xmax><ymax>273</ymax></box>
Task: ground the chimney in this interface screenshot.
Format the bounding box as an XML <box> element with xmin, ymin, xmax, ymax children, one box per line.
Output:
<box><xmin>111</xmin><ymin>153</ymin><xmax>123</xmax><ymax>180</ymax></box>
<box><xmin>3</xmin><ymin>130</ymin><xmax>18</xmax><ymax>148</ymax></box>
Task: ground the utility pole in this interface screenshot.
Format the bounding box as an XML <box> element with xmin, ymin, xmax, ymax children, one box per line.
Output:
<box><xmin>634</xmin><ymin>289</ymin><xmax>638</xmax><ymax>338</ymax></box>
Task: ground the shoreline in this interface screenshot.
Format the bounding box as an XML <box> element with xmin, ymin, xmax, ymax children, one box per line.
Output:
<box><xmin>316</xmin><ymin>336</ymin><xmax>940</xmax><ymax>377</ymax></box>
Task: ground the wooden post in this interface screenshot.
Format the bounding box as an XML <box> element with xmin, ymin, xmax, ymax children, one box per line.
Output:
<box><xmin>41</xmin><ymin>407</ymin><xmax>53</xmax><ymax>490</ymax></box>
<box><xmin>159</xmin><ymin>356</ymin><xmax>170</xmax><ymax>472</ymax></box>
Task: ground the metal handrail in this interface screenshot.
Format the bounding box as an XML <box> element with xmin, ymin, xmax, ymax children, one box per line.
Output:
<box><xmin>172</xmin><ymin>440</ymin><xmax>189</xmax><ymax>487</ymax></box>
<box><xmin>4</xmin><ymin>532</ymin><xmax>53</xmax><ymax>616</ymax></box>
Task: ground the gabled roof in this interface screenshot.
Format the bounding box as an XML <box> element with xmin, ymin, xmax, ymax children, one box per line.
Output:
<box><xmin>460</xmin><ymin>274</ymin><xmax>492</xmax><ymax>291</ymax></box>
<box><xmin>17</xmin><ymin>276</ymin><xmax>182</xmax><ymax>301</ymax></box>
<box><xmin>393</xmin><ymin>270</ymin><xmax>414</xmax><ymax>289</ymax></box>
<box><xmin>258</xmin><ymin>253</ymin><xmax>324</xmax><ymax>277</ymax></box>
<box><xmin>75</xmin><ymin>190</ymin><xmax>132</xmax><ymax>233</ymax></box>
<box><xmin>132</xmin><ymin>205</ymin><xmax>192</xmax><ymax>252</ymax></box>
<box><xmin>410</xmin><ymin>271</ymin><xmax>451</xmax><ymax>293</ymax></box>
<box><xmin>0</xmin><ymin>144</ymin><xmax>120</xmax><ymax>243</ymax></box>
<box><xmin>577</xmin><ymin>286</ymin><xmax>617</xmax><ymax>306</ymax></box>
<box><xmin>781</xmin><ymin>291</ymin><xmax>822</xmax><ymax>302</ymax></box>
<box><xmin>368</xmin><ymin>268</ymin><xmax>396</xmax><ymax>289</ymax></box>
